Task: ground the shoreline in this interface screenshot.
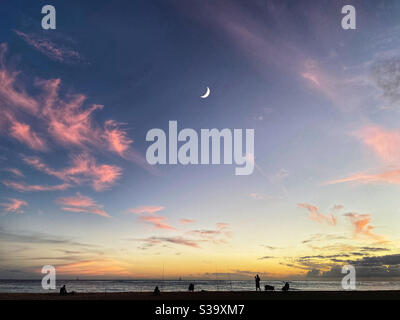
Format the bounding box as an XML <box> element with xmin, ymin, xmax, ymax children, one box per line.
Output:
<box><xmin>1</xmin><ymin>290</ymin><xmax>399</xmax><ymax>300</ymax></box>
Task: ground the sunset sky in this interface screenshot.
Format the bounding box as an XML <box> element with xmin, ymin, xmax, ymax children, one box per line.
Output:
<box><xmin>1</xmin><ymin>0</ymin><xmax>400</xmax><ymax>280</ymax></box>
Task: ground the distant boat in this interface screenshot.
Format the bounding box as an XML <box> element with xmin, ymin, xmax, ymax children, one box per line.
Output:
<box><xmin>178</xmin><ymin>277</ymin><xmax>182</xmax><ymax>281</ymax></box>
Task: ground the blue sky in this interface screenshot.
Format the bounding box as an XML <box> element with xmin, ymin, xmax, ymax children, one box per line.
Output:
<box><xmin>0</xmin><ymin>0</ymin><xmax>400</xmax><ymax>280</ymax></box>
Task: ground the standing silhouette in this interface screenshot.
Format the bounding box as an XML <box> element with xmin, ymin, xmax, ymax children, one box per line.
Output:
<box><xmin>255</xmin><ymin>274</ymin><xmax>261</xmax><ymax>291</ymax></box>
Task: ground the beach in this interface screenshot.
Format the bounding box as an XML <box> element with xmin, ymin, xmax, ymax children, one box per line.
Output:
<box><xmin>1</xmin><ymin>291</ymin><xmax>399</xmax><ymax>300</ymax></box>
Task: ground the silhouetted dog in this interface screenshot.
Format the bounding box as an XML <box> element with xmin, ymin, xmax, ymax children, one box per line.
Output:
<box><xmin>264</xmin><ymin>285</ymin><xmax>274</xmax><ymax>291</ymax></box>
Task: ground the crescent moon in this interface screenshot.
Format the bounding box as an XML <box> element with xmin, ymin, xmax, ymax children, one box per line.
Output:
<box><xmin>200</xmin><ymin>87</ymin><xmax>210</xmax><ymax>99</ymax></box>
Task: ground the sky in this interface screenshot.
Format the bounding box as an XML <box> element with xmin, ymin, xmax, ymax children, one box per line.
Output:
<box><xmin>0</xmin><ymin>0</ymin><xmax>400</xmax><ymax>280</ymax></box>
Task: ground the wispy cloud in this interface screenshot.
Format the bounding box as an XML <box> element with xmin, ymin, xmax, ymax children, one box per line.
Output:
<box><xmin>128</xmin><ymin>206</ymin><xmax>165</xmax><ymax>215</ymax></box>
<box><xmin>0</xmin><ymin>198</ymin><xmax>28</xmax><ymax>214</ymax></box>
<box><xmin>4</xmin><ymin>168</ymin><xmax>24</xmax><ymax>178</ymax></box>
<box><xmin>344</xmin><ymin>212</ymin><xmax>387</xmax><ymax>243</ymax></box>
<box><xmin>2</xmin><ymin>180</ymin><xmax>70</xmax><ymax>192</ymax></box>
<box><xmin>327</xmin><ymin>169</ymin><xmax>400</xmax><ymax>185</ymax></box>
<box><xmin>103</xmin><ymin>120</ymin><xmax>133</xmax><ymax>157</ymax></box>
<box><xmin>0</xmin><ymin>42</ymin><xmax>149</xmax><ymax>187</ymax></box>
<box><xmin>180</xmin><ymin>219</ymin><xmax>196</xmax><ymax>224</ymax></box>
<box><xmin>21</xmin><ymin>153</ymin><xmax>122</xmax><ymax>191</ymax></box>
<box><xmin>135</xmin><ymin>236</ymin><xmax>201</xmax><ymax>249</ymax></box>
<box><xmin>297</xmin><ymin>203</ymin><xmax>338</xmax><ymax>226</ymax></box>
<box><xmin>57</xmin><ymin>193</ymin><xmax>110</xmax><ymax>218</ymax></box>
<box><xmin>357</xmin><ymin>126</ymin><xmax>400</xmax><ymax>163</ymax></box>
<box><xmin>14</xmin><ymin>30</ymin><xmax>83</xmax><ymax>64</ymax></box>
<box><xmin>9</xmin><ymin>121</ymin><xmax>47</xmax><ymax>151</ymax></box>
<box><xmin>140</xmin><ymin>214</ymin><xmax>176</xmax><ymax>230</ymax></box>
<box><xmin>187</xmin><ymin>223</ymin><xmax>232</xmax><ymax>244</ymax></box>
<box><xmin>328</xmin><ymin>126</ymin><xmax>400</xmax><ymax>186</ymax></box>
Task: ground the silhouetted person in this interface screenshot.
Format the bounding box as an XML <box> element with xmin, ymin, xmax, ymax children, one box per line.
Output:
<box><xmin>153</xmin><ymin>286</ymin><xmax>161</xmax><ymax>296</ymax></box>
<box><xmin>60</xmin><ymin>285</ymin><xmax>67</xmax><ymax>296</ymax></box>
<box><xmin>188</xmin><ymin>283</ymin><xmax>194</xmax><ymax>292</ymax></box>
<box><xmin>255</xmin><ymin>274</ymin><xmax>261</xmax><ymax>291</ymax></box>
<box><xmin>282</xmin><ymin>282</ymin><xmax>289</xmax><ymax>292</ymax></box>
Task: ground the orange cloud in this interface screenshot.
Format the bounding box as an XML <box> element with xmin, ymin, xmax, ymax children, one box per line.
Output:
<box><xmin>57</xmin><ymin>193</ymin><xmax>109</xmax><ymax>218</ymax></box>
<box><xmin>297</xmin><ymin>203</ymin><xmax>337</xmax><ymax>226</ymax></box>
<box><xmin>344</xmin><ymin>212</ymin><xmax>386</xmax><ymax>242</ymax></box>
<box><xmin>0</xmin><ymin>198</ymin><xmax>28</xmax><ymax>213</ymax></box>
<box><xmin>10</xmin><ymin>121</ymin><xmax>47</xmax><ymax>151</ymax></box>
<box><xmin>357</xmin><ymin>126</ymin><xmax>400</xmax><ymax>163</ymax></box>
<box><xmin>329</xmin><ymin>126</ymin><xmax>400</xmax><ymax>186</ymax></box>
<box><xmin>55</xmin><ymin>260</ymin><xmax>131</xmax><ymax>276</ymax></box>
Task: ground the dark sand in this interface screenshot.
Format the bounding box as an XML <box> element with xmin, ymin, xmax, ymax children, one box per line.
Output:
<box><xmin>0</xmin><ymin>291</ymin><xmax>399</xmax><ymax>300</ymax></box>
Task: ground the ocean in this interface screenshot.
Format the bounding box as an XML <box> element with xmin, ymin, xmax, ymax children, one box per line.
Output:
<box><xmin>0</xmin><ymin>279</ymin><xmax>399</xmax><ymax>293</ymax></box>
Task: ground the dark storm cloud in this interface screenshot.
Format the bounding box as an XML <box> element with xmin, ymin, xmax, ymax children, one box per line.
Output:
<box><xmin>305</xmin><ymin>254</ymin><xmax>400</xmax><ymax>279</ymax></box>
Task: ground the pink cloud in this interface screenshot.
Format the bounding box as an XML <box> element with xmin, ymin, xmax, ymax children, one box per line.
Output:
<box><xmin>57</xmin><ymin>192</ymin><xmax>98</xmax><ymax>208</ymax></box>
<box><xmin>5</xmin><ymin>168</ymin><xmax>24</xmax><ymax>177</ymax></box>
<box><xmin>10</xmin><ymin>121</ymin><xmax>47</xmax><ymax>151</ymax></box>
<box><xmin>0</xmin><ymin>198</ymin><xmax>28</xmax><ymax>213</ymax></box>
<box><xmin>21</xmin><ymin>153</ymin><xmax>122</xmax><ymax>191</ymax></box>
<box><xmin>0</xmin><ymin>43</ymin><xmax>151</xmax><ymax>181</ymax></box>
<box><xmin>39</xmin><ymin>77</ymin><xmax>104</xmax><ymax>148</ymax></box>
<box><xmin>344</xmin><ymin>212</ymin><xmax>386</xmax><ymax>242</ymax></box>
<box><xmin>140</xmin><ymin>214</ymin><xmax>176</xmax><ymax>230</ymax></box>
<box><xmin>357</xmin><ymin>126</ymin><xmax>400</xmax><ymax>163</ymax></box>
<box><xmin>327</xmin><ymin>169</ymin><xmax>400</xmax><ymax>185</ymax></box>
<box><xmin>180</xmin><ymin>219</ymin><xmax>196</xmax><ymax>224</ymax></box>
<box><xmin>57</xmin><ymin>193</ymin><xmax>109</xmax><ymax>218</ymax></box>
<box><xmin>301</xmin><ymin>72</ymin><xmax>320</xmax><ymax>86</ymax></box>
<box><xmin>2</xmin><ymin>180</ymin><xmax>70</xmax><ymax>192</ymax></box>
<box><xmin>297</xmin><ymin>203</ymin><xmax>337</xmax><ymax>226</ymax></box>
<box><xmin>328</xmin><ymin>126</ymin><xmax>400</xmax><ymax>186</ymax></box>
<box><xmin>0</xmin><ymin>44</ymin><xmax>39</xmax><ymax>113</ymax></box>
<box><xmin>103</xmin><ymin>120</ymin><xmax>133</xmax><ymax>157</ymax></box>
<box><xmin>128</xmin><ymin>206</ymin><xmax>165</xmax><ymax>215</ymax></box>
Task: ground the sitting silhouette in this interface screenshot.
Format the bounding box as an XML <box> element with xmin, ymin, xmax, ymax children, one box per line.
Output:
<box><xmin>282</xmin><ymin>282</ymin><xmax>289</xmax><ymax>292</ymax></box>
<box><xmin>264</xmin><ymin>284</ymin><xmax>274</xmax><ymax>291</ymax></box>
<box><xmin>153</xmin><ymin>286</ymin><xmax>161</xmax><ymax>296</ymax></box>
<box><xmin>255</xmin><ymin>274</ymin><xmax>261</xmax><ymax>291</ymax></box>
<box><xmin>188</xmin><ymin>283</ymin><xmax>195</xmax><ymax>292</ymax></box>
<box><xmin>59</xmin><ymin>285</ymin><xmax>67</xmax><ymax>296</ymax></box>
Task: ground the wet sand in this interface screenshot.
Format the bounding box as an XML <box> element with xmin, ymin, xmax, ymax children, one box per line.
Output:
<box><xmin>0</xmin><ymin>290</ymin><xmax>399</xmax><ymax>300</ymax></box>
